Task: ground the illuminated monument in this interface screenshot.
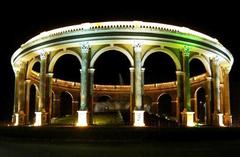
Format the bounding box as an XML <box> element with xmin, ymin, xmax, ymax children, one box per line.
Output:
<box><xmin>11</xmin><ymin>21</ymin><xmax>233</xmax><ymax>127</ymax></box>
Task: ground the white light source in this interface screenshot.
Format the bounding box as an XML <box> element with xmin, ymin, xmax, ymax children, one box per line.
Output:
<box><xmin>133</xmin><ymin>110</ymin><xmax>145</xmax><ymax>127</ymax></box>
<box><xmin>34</xmin><ymin>112</ymin><xmax>42</xmax><ymax>126</ymax></box>
<box><xmin>218</xmin><ymin>113</ymin><xmax>225</xmax><ymax>127</ymax></box>
<box><xmin>14</xmin><ymin>113</ymin><xmax>19</xmax><ymax>126</ymax></box>
<box><xmin>76</xmin><ymin>111</ymin><xmax>88</xmax><ymax>127</ymax></box>
<box><xmin>186</xmin><ymin>112</ymin><xmax>195</xmax><ymax>127</ymax></box>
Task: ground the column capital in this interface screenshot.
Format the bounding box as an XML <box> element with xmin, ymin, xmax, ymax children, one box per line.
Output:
<box><xmin>206</xmin><ymin>76</ymin><xmax>212</xmax><ymax>81</ymax></box>
<box><xmin>88</xmin><ymin>68</ymin><xmax>95</xmax><ymax>73</ymax></box>
<box><xmin>46</xmin><ymin>72</ymin><xmax>54</xmax><ymax>77</ymax></box>
<box><xmin>183</xmin><ymin>45</ymin><xmax>191</xmax><ymax>57</ymax></box>
<box><xmin>80</xmin><ymin>42</ymin><xmax>89</xmax><ymax>53</ymax></box>
<box><xmin>25</xmin><ymin>79</ymin><xmax>31</xmax><ymax>83</ymax></box>
<box><xmin>176</xmin><ymin>70</ymin><xmax>184</xmax><ymax>75</ymax></box>
<box><xmin>13</xmin><ymin>67</ymin><xmax>20</xmax><ymax>75</ymax></box>
<box><xmin>129</xmin><ymin>67</ymin><xmax>135</xmax><ymax>72</ymax></box>
<box><xmin>212</xmin><ymin>56</ymin><xmax>221</xmax><ymax>65</ymax></box>
<box><xmin>222</xmin><ymin>66</ymin><xmax>231</xmax><ymax>74</ymax></box>
<box><xmin>133</xmin><ymin>41</ymin><xmax>142</xmax><ymax>53</ymax></box>
<box><xmin>39</xmin><ymin>50</ymin><xmax>49</xmax><ymax>60</ymax></box>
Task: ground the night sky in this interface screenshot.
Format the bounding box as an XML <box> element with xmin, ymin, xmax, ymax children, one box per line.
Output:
<box><xmin>0</xmin><ymin>2</ymin><xmax>239</xmax><ymax>121</ymax></box>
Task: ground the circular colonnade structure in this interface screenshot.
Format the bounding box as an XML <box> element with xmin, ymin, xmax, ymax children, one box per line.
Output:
<box><xmin>11</xmin><ymin>21</ymin><xmax>233</xmax><ymax>127</ymax></box>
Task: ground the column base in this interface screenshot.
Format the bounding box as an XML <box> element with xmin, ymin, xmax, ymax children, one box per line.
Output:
<box><xmin>34</xmin><ymin>112</ymin><xmax>42</xmax><ymax>126</ymax></box>
<box><xmin>13</xmin><ymin>111</ymin><xmax>25</xmax><ymax>126</ymax></box>
<box><xmin>34</xmin><ymin>111</ymin><xmax>48</xmax><ymax>126</ymax></box>
<box><xmin>223</xmin><ymin>113</ymin><xmax>232</xmax><ymax>127</ymax></box>
<box><xmin>133</xmin><ymin>110</ymin><xmax>145</xmax><ymax>127</ymax></box>
<box><xmin>76</xmin><ymin>111</ymin><xmax>88</xmax><ymax>127</ymax></box>
<box><xmin>212</xmin><ymin>113</ymin><xmax>225</xmax><ymax>127</ymax></box>
<box><xmin>181</xmin><ymin>111</ymin><xmax>195</xmax><ymax>127</ymax></box>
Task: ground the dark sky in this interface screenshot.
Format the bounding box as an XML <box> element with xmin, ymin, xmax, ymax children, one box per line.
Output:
<box><xmin>0</xmin><ymin>1</ymin><xmax>240</xmax><ymax>121</ymax></box>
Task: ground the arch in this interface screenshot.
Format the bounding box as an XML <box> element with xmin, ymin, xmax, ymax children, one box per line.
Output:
<box><xmin>90</xmin><ymin>45</ymin><xmax>134</xmax><ymax>67</ymax></box>
<box><xmin>48</xmin><ymin>50</ymin><xmax>82</xmax><ymax>72</ymax></box>
<box><xmin>196</xmin><ymin>87</ymin><xmax>207</xmax><ymax>123</ymax></box>
<box><xmin>157</xmin><ymin>93</ymin><xmax>172</xmax><ymax>117</ymax></box>
<box><xmin>194</xmin><ymin>87</ymin><xmax>206</xmax><ymax>123</ymax></box>
<box><xmin>97</xmin><ymin>95</ymin><xmax>112</xmax><ymax>102</ymax></box>
<box><xmin>142</xmin><ymin>47</ymin><xmax>181</xmax><ymax>71</ymax></box>
<box><xmin>190</xmin><ymin>55</ymin><xmax>211</xmax><ymax>76</ymax></box>
<box><xmin>60</xmin><ymin>91</ymin><xmax>73</xmax><ymax>117</ymax></box>
<box><xmin>26</xmin><ymin>58</ymin><xmax>40</xmax><ymax>79</ymax></box>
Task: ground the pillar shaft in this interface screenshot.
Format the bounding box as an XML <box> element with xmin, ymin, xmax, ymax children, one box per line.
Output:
<box><xmin>129</xmin><ymin>67</ymin><xmax>135</xmax><ymax>125</ymax></box>
<box><xmin>25</xmin><ymin>80</ymin><xmax>31</xmax><ymax>124</ymax></box>
<box><xmin>46</xmin><ymin>73</ymin><xmax>53</xmax><ymax>122</ymax></box>
<box><xmin>80</xmin><ymin>44</ymin><xmax>89</xmax><ymax>110</ymax></box>
<box><xmin>223</xmin><ymin>68</ymin><xmax>231</xmax><ymax>114</ymax></box>
<box><xmin>176</xmin><ymin>71</ymin><xmax>184</xmax><ymax>121</ymax></box>
<box><xmin>212</xmin><ymin>58</ymin><xmax>221</xmax><ymax>113</ymax></box>
<box><xmin>206</xmin><ymin>77</ymin><xmax>212</xmax><ymax>124</ymax></box>
<box><xmin>134</xmin><ymin>43</ymin><xmax>142</xmax><ymax>110</ymax></box>
<box><xmin>223</xmin><ymin>67</ymin><xmax>232</xmax><ymax>126</ymax></box>
<box><xmin>183</xmin><ymin>47</ymin><xmax>191</xmax><ymax>111</ymax></box>
<box><xmin>13</xmin><ymin>70</ymin><xmax>20</xmax><ymax>114</ymax></box>
<box><xmin>88</xmin><ymin>68</ymin><xmax>95</xmax><ymax>124</ymax></box>
<box><xmin>19</xmin><ymin>64</ymin><xmax>26</xmax><ymax>113</ymax></box>
<box><xmin>38</xmin><ymin>52</ymin><xmax>48</xmax><ymax>111</ymax></box>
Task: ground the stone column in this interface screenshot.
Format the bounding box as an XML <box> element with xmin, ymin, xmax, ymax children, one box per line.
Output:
<box><xmin>88</xmin><ymin>68</ymin><xmax>95</xmax><ymax>125</ymax></box>
<box><xmin>77</xmin><ymin>43</ymin><xmax>89</xmax><ymax>126</ymax></box>
<box><xmin>181</xmin><ymin>46</ymin><xmax>195</xmax><ymax>127</ymax></box>
<box><xmin>133</xmin><ymin>42</ymin><xmax>145</xmax><ymax>126</ymax></box>
<box><xmin>223</xmin><ymin>67</ymin><xmax>232</xmax><ymax>126</ymax></box>
<box><xmin>176</xmin><ymin>71</ymin><xmax>184</xmax><ymax>122</ymax></box>
<box><xmin>35</xmin><ymin>51</ymin><xmax>48</xmax><ymax>126</ymax></box>
<box><xmin>212</xmin><ymin>58</ymin><xmax>224</xmax><ymax>126</ymax></box>
<box><xmin>25</xmin><ymin>79</ymin><xmax>31</xmax><ymax>124</ymax></box>
<box><xmin>141</xmin><ymin>68</ymin><xmax>145</xmax><ymax>109</ymax></box>
<box><xmin>13</xmin><ymin>61</ymin><xmax>27</xmax><ymax>126</ymax></box>
<box><xmin>129</xmin><ymin>67</ymin><xmax>135</xmax><ymax>125</ymax></box>
<box><xmin>13</xmin><ymin>68</ymin><xmax>20</xmax><ymax>125</ymax></box>
<box><xmin>46</xmin><ymin>73</ymin><xmax>53</xmax><ymax>123</ymax></box>
<box><xmin>206</xmin><ymin>77</ymin><xmax>212</xmax><ymax>124</ymax></box>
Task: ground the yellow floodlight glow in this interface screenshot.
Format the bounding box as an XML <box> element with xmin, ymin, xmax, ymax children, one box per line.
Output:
<box><xmin>14</xmin><ymin>113</ymin><xmax>19</xmax><ymax>126</ymax></box>
<box><xmin>34</xmin><ymin>112</ymin><xmax>42</xmax><ymax>126</ymax></box>
<box><xmin>218</xmin><ymin>113</ymin><xmax>225</xmax><ymax>127</ymax></box>
<box><xmin>76</xmin><ymin>111</ymin><xmax>88</xmax><ymax>127</ymax></box>
<box><xmin>186</xmin><ymin>112</ymin><xmax>195</xmax><ymax>127</ymax></box>
<box><xmin>133</xmin><ymin>110</ymin><xmax>145</xmax><ymax>127</ymax></box>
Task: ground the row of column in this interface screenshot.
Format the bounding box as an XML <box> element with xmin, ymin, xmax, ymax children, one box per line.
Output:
<box><xmin>12</xmin><ymin>44</ymin><xmax>232</xmax><ymax>127</ymax></box>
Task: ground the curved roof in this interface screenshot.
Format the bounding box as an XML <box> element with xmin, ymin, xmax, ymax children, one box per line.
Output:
<box><xmin>11</xmin><ymin>21</ymin><xmax>233</xmax><ymax>68</ymax></box>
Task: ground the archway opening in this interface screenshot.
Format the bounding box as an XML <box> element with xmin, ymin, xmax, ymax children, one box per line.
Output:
<box><xmin>51</xmin><ymin>54</ymin><xmax>81</xmax><ymax>123</ymax></box>
<box><xmin>143</xmin><ymin>52</ymin><xmax>176</xmax><ymax>119</ymax></box>
<box><xmin>29</xmin><ymin>84</ymin><xmax>37</xmax><ymax>124</ymax></box>
<box><xmin>32</xmin><ymin>61</ymin><xmax>40</xmax><ymax>73</ymax></box>
<box><xmin>93</xmin><ymin>50</ymin><xmax>131</xmax><ymax>125</ymax></box>
<box><xmin>144</xmin><ymin>52</ymin><xmax>176</xmax><ymax>84</ymax></box>
<box><xmin>53</xmin><ymin>54</ymin><xmax>81</xmax><ymax>82</ymax></box>
<box><xmin>94</xmin><ymin>50</ymin><xmax>130</xmax><ymax>85</ymax></box>
<box><xmin>158</xmin><ymin>93</ymin><xmax>172</xmax><ymax>117</ymax></box>
<box><xmin>60</xmin><ymin>91</ymin><xmax>73</xmax><ymax>117</ymax></box>
<box><xmin>190</xmin><ymin>58</ymin><xmax>206</xmax><ymax>77</ymax></box>
<box><xmin>196</xmin><ymin>88</ymin><xmax>206</xmax><ymax>124</ymax></box>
